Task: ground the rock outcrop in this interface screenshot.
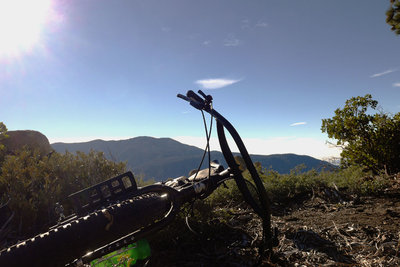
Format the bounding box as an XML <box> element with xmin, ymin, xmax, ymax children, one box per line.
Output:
<box><xmin>1</xmin><ymin>130</ymin><xmax>52</xmax><ymax>156</ymax></box>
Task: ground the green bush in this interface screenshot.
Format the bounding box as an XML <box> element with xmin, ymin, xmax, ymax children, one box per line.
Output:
<box><xmin>321</xmin><ymin>94</ymin><xmax>400</xmax><ymax>174</ymax></box>
<box><xmin>206</xmin><ymin>163</ymin><xmax>390</xmax><ymax>208</ymax></box>
<box><xmin>317</xmin><ymin>166</ymin><xmax>389</xmax><ymax>195</ymax></box>
<box><xmin>0</xmin><ymin>149</ymin><xmax>126</xmax><ymax>236</ymax></box>
<box><xmin>387</xmin><ymin>0</ymin><xmax>400</xmax><ymax>35</ymax></box>
<box><xmin>0</xmin><ymin>122</ymin><xmax>8</xmax><ymax>164</ymax></box>
<box><xmin>261</xmin><ymin>165</ymin><xmax>389</xmax><ymax>199</ymax></box>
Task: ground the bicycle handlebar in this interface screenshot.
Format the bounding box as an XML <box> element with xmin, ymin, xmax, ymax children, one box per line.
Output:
<box><xmin>177</xmin><ymin>92</ymin><xmax>204</xmax><ymax>110</ymax></box>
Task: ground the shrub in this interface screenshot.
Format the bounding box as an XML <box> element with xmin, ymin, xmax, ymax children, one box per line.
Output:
<box><xmin>321</xmin><ymin>94</ymin><xmax>400</xmax><ymax>174</ymax></box>
<box><xmin>0</xmin><ymin>149</ymin><xmax>126</xmax><ymax>236</ymax></box>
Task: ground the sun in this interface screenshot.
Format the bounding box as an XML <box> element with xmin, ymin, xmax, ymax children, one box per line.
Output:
<box><xmin>0</xmin><ymin>0</ymin><xmax>52</xmax><ymax>58</ymax></box>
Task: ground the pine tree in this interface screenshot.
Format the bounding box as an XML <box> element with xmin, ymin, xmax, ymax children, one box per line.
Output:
<box><xmin>387</xmin><ymin>0</ymin><xmax>400</xmax><ymax>35</ymax></box>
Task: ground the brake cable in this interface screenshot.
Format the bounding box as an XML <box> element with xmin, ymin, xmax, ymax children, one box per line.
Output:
<box><xmin>184</xmin><ymin>104</ymin><xmax>216</xmax><ymax>233</ymax></box>
<box><xmin>191</xmin><ymin>110</ymin><xmax>213</xmax><ymax>182</ymax></box>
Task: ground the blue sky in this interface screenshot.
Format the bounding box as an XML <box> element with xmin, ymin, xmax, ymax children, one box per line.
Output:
<box><xmin>1</xmin><ymin>0</ymin><xmax>399</xmax><ymax>160</ymax></box>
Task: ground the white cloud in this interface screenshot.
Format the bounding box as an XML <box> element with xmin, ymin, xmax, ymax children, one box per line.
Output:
<box><xmin>393</xmin><ymin>82</ymin><xmax>400</xmax><ymax>87</ymax></box>
<box><xmin>241</xmin><ymin>19</ymin><xmax>250</xmax><ymax>29</ymax></box>
<box><xmin>290</xmin><ymin>122</ymin><xmax>307</xmax><ymax>127</ymax></box>
<box><xmin>370</xmin><ymin>69</ymin><xmax>396</xmax><ymax>78</ymax></box>
<box><xmin>224</xmin><ymin>35</ymin><xmax>241</xmax><ymax>47</ymax></box>
<box><xmin>195</xmin><ymin>78</ymin><xmax>240</xmax><ymax>90</ymax></box>
<box><xmin>255</xmin><ymin>21</ymin><xmax>268</xmax><ymax>27</ymax></box>
<box><xmin>173</xmin><ymin>136</ymin><xmax>341</xmax><ymax>160</ymax></box>
<box><xmin>241</xmin><ymin>19</ymin><xmax>268</xmax><ymax>29</ymax></box>
<box><xmin>161</xmin><ymin>27</ymin><xmax>171</xmax><ymax>33</ymax></box>
<box><xmin>202</xmin><ymin>40</ymin><xmax>211</xmax><ymax>46</ymax></box>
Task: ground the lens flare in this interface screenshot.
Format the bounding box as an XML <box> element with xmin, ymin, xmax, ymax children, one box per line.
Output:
<box><xmin>0</xmin><ymin>0</ymin><xmax>53</xmax><ymax>59</ymax></box>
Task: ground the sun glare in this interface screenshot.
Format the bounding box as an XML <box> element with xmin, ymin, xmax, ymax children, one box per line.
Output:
<box><xmin>0</xmin><ymin>0</ymin><xmax>52</xmax><ymax>59</ymax></box>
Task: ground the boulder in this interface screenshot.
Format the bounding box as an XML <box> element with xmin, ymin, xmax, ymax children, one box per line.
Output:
<box><xmin>1</xmin><ymin>130</ymin><xmax>52</xmax><ymax>156</ymax></box>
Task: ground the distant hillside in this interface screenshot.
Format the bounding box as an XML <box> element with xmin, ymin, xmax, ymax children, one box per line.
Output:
<box><xmin>52</xmin><ymin>137</ymin><xmax>334</xmax><ymax>181</ymax></box>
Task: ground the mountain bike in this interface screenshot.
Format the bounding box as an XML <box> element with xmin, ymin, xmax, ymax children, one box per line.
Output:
<box><xmin>0</xmin><ymin>90</ymin><xmax>274</xmax><ymax>266</ymax></box>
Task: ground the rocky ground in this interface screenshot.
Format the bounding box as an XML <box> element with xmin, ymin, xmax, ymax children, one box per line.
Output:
<box><xmin>147</xmin><ymin>177</ymin><xmax>400</xmax><ymax>266</ymax></box>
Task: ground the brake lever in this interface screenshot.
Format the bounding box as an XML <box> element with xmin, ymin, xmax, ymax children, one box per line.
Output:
<box><xmin>198</xmin><ymin>90</ymin><xmax>213</xmax><ymax>104</ymax></box>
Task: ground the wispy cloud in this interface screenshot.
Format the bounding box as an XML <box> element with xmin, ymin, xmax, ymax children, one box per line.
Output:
<box><xmin>241</xmin><ymin>19</ymin><xmax>250</xmax><ymax>29</ymax></box>
<box><xmin>224</xmin><ymin>34</ymin><xmax>241</xmax><ymax>47</ymax></box>
<box><xmin>241</xmin><ymin>19</ymin><xmax>268</xmax><ymax>29</ymax></box>
<box><xmin>255</xmin><ymin>21</ymin><xmax>268</xmax><ymax>27</ymax></box>
<box><xmin>161</xmin><ymin>27</ymin><xmax>171</xmax><ymax>33</ymax></box>
<box><xmin>195</xmin><ymin>78</ymin><xmax>240</xmax><ymax>90</ymax></box>
<box><xmin>394</xmin><ymin>82</ymin><xmax>400</xmax><ymax>87</ymax></box>
<box><xmin>290</xmin><ymin>122</ymin><xmax>307</xmax><ymax>127</ymax></box>
<box><xmin>370</xmin><ymin>69</ymin><xmax>397</xmax><ymax>78</ymax></box>
<box><xmin>202</xmin><ymin>40</ymin><xmax>211</xmax><ymax>46</ymax></box>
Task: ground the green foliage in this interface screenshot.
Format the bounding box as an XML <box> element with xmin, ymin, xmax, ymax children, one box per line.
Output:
<box><xmin>206</xmin><ymin>163</ymin><xmax>389</xmax><ymax>209</ymax></box>
<box><xmin>321</xmin><ymin>94</ymin><xmax>400</xmax><ymax>174</ymax></box>
<box><xmin>387</xmin><ymin>0</ymin><xmax>400</xmax><ymax>35</ymax></box>
<box><xmin>0</xmin><ymin>122</ymin><xmax>8</xmax><ymax>163</ymax></box>
<box><xmin>0</xmin><ymin>122</ymin><xmax>7</xmax><ymax>142</ymax></box>
<box><xmin>0</xmin><ymin>149</ymin><xmax>126</xmax><ymax>236</ymax></box>
<box><xmin>207</xmin><ymin>179</ymin><xmax>242</xmax><ymax>206</ymax></box>
<box><xmin>260</xmin><ymin>167</ymin><xmax>320</xmax><ymax>199</ymax></box>
<box><xmin>309</xmin><ymin>166</ymin><xmax>389</xmax><ymax>195</ymax></box>
<box><xmin>260</xmin><ymin>165</ymin><xmax>389</xmax><ymax>199</ymax></box>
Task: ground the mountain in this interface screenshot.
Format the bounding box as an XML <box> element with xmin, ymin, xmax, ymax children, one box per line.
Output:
<box><xmin>52</xmin><ymin>137</ymin><xmax>334</xmax><ymax>181</ymax></box>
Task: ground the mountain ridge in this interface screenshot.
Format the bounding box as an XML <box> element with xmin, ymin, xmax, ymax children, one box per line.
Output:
<box><xmin>52</xmin><ymin>136</ymin><xmax>334</xmax><ymax>181</ymax></box>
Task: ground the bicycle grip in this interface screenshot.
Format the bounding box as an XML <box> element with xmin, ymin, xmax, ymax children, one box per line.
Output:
<box><xmin>177</xmin><ymin>94</ymin><xmax>191</xmax><ymax>102</ymax></box>
<box><xmin>177</xmin><ymin>92</ymin><xmax>204</xmax><ymax>110</ymax></box>
<box><xmin>187</xmin><ymin>90</ymin><xmax>204</xmax><ymax>103</ymax></box>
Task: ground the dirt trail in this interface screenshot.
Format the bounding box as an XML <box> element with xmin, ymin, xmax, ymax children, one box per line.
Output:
<box><xmin>271</xmin><ymin>193</ymin><xmax>400</xmax><ymax>266</ymax></box>
<box><xmin>149</xmin><ymin>186</ymin><xmax>400</xmax><ymax>266</ymax></box>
